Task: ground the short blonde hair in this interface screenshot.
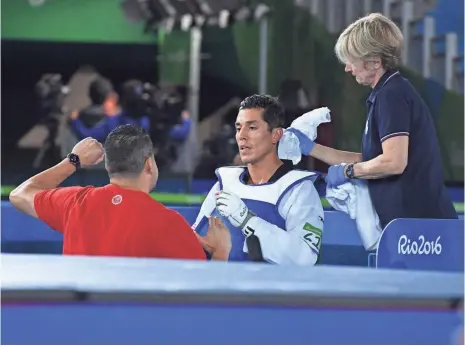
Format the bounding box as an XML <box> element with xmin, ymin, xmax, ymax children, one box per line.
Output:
<box><xmin>334</xmin><ymin>13</ymin><xmax>404</xmax><ymax>70</ymax></box>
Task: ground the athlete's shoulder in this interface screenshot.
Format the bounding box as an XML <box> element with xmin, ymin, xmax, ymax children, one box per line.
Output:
<box><xmin>279</xmin><ymin>172</ymin><xmax>321</xmax><ymax>199</ymax></box>
<box><xmin>284</xmin><ymin>169</ymin><xmax>318</xmax><ymax>179</ymax></box>
<box><xmin>276</xmin><ymin>169</ymin><xmax>319</xmax><ymax>188</ymax></box>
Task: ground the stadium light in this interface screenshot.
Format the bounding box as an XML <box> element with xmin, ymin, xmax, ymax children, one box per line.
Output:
<box><xmin>254</xmin><ymin>3</ymin><xmax>270</xmax><ymax>21</ymax></box>
<box><xmin>234</xmin><ymin>6</ymin><xmax>252</xmax><ymax>22</ymax></box>
<box><xmin>218</xmin><ymin>9</ymin><xmax>231</xmax><ymax>28</ymax></box>
<box><xmin>120</xmin><ymin>0</ymin><xmax>274</xmax><ymax>165</ymax></box>
<box><xmin>122</xmin><ymin>0</ymin><xmax>265</xmax><ymax>32</ymax></box>
<box><xmin>181</xmin><ymin>14</ymin><xmax>194</xmax><ymax>31</ymax></box>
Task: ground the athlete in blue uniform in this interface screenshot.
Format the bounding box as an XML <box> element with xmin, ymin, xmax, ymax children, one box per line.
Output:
<box><xmin>192</xmin><ymin>95</ymin><xmax>324</xmax><ymax>265</ymax></box>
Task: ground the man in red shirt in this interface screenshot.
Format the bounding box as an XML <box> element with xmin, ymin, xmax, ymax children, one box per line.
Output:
<box><xmin>9</xmin><ymin>125</ymin><xmax>231</xmax><ymax>260</ymax></box>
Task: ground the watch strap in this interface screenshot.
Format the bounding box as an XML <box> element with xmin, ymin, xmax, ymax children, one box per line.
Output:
<box><xmin>346</xmin><ymin>163</ymin><xmax>356</xmax><ymax>179</ymax></box>
<box><xmin>67</xmin><ymin>153</ymin><xmax>81</xmax><ymax>169</ymax></box>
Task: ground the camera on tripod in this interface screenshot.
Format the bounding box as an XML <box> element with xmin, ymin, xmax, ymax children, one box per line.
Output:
<box><xmin>121</xmin><ymin>80</ymin><xmax>187</xmax><ymax>170</ymax></box>
<box><xmin>32</xmin><ymin>74</ymin><xmax>70</xmax><ymax>168</ymax></box>
<box><xmin>122</xmin><ymin>80</ymin><xmax>184</xmax><ymax>126</ymax></box>
<box><xmin>35</xmin><ymin>74</ymin><xmax>70</xmax><ymax>116</ymax></box>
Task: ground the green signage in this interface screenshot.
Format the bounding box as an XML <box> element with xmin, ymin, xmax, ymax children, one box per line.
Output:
<box><xmin>2</xmin><ymin>0</ymin><xmax>155</xmax><ymax>44</ymax></box>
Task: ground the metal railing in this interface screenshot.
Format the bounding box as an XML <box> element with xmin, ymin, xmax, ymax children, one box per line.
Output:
<box><xmin>296</xmin><ymin>0</ymin><xmax>463</xmax><ymax>94</ymax></box>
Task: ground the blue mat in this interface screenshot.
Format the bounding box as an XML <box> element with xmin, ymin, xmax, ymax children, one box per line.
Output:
<box><xmin>1</xmin><ymin>254</ymin><xmax>463</xmax><ymax>344</ymax></box>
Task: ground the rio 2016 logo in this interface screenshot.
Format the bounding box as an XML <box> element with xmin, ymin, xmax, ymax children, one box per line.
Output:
<box><xmin>397</xmin><ymin>235</ymin><xmax>442</xmax><ymax>255</ymax></box>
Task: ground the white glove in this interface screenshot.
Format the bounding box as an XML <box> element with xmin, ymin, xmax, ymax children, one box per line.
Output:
<box><xmin>215</xmin><ymin>191</ymin><xmax>254</xmax><ymax>229</ymax></box>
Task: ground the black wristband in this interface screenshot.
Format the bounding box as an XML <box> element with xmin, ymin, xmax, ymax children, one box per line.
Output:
<box><xmin>67</xmin><ymin>153</ymin><xmax>81</xmax><ymax>170</ymax></box>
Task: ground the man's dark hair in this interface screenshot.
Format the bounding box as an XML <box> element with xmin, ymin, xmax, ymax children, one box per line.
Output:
<box><xmin>120</xmin><ymin>79</ymin><xmax>148</xmax><ymax>119</ymax></box>
<box><xmin>121</xmin><ymin>79</ymin><xmax>144</xmax><ymax>106</ymax></box>
<box><xmin>89</xmin><ymin>77</ymin><xmax>114</xmax><ymax>105</ymax></box>
<box><xmin>239</xmin><ymin>94</ymin><xmax>286</xmax><ymax>130</ymax></box>
<box><xmin>104</xmin><ymin>124</ymin><xmax>154</xmax><ymax>177</ymax></box>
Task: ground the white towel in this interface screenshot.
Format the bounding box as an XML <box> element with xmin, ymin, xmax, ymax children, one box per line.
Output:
<box><xmin>278</xmin><ymin>107</ymin><xmax>331</xmax><ymax>164</ymax></box>
<box><xmin>325</xmin><ymin>179</ymin><xmax>383</xmax><ymax>251</ymax></box>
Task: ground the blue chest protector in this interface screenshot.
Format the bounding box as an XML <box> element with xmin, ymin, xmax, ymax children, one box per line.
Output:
<box><xmin>196</xmin><ymin>166</ymin><xmax>317</xmax><ymax>261</ymax></box>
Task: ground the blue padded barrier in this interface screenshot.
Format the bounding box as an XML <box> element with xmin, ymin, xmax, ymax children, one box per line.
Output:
<box><xmin>3</xmin><ymin>203</ymin><xmax>463</xmax><ymax>270</ymax></box>
<box><xmin>1</xmin><ymin>202</ymin><xmax>367</xmax><ymax>266</ymax></box>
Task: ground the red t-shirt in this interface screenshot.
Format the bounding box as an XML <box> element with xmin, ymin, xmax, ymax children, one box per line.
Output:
<box><xmin>34</xmin><ymin>184</ymin><xmax>206</xmax><ymax>260</ymax></box>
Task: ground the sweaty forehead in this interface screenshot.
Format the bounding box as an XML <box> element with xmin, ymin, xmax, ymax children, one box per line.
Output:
<box><xmin>236</xmin><ymin>108</ymin><xmax>264</xmax><ymax>124</ymax></box>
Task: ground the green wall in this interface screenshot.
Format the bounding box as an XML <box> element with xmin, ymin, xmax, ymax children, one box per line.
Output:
<box><xmin>1</xmin><ymin>0</ymin><xmax>155</xmax><ymax>44</ymax></box>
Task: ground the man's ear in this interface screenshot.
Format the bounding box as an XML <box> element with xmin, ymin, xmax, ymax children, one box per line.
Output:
<box><xmin>144</xmin><ymin>157</ymin><xmax>153</xmax><ymax>174</ymax></box>
<box><xmin>272</xmin><ymin>128</ymin><xmax>283</xmax><ymax>145</ymax></box>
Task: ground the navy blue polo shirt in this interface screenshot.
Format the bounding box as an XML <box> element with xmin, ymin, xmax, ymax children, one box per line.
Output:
<box><xmin>362</xmin><ymin>70</ymin><xmax>457</xmax><ymax>228</ymax></box>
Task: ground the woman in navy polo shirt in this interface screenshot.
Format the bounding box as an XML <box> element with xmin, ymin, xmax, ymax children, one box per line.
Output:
<box><xmin>292</xmin><ymin>13</ymin><xmax>456</xmax><ymax>227</ymax></box>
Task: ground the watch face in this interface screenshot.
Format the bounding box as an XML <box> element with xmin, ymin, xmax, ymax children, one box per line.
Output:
<box><xmin>346</xmin><ymin>165</ymin><xmax>353</xmax><ymax>179</ymax></box>
<box><xmin>68</xmin><ymin>153</ymin><xmax>80</xmax><ymax>166</ymax></box>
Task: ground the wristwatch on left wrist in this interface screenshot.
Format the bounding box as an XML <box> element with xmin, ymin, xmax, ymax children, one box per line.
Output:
<box><xmin>67</xmin><ymin>153</ymin><xmax>81</xmax><ymax>170</ymax></box>
<box><xmin>345</xmin><ymin>163</ymin><xmax>356</xmax><ymax>179</ymax></box>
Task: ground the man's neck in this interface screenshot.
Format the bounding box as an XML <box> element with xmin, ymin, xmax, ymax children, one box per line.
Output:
<box><xmin>247</xmin><ymin>155</ymin><xmax>283</xmax><ymax>184</ymax></box>
<box><xmin>109</xmin><ymin>177</ymin><xmax>150</xmax><ymax>194</ymax></box>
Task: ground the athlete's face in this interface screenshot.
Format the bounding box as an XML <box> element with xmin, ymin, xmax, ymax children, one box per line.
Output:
<box><xmin>235</xmin><ymin>108</ymin><xmax>281</xmax><ymax>165</ymax></box>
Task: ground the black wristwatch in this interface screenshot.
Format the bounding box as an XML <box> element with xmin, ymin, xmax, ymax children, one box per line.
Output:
<box><xmin>345</xmin><ymin>163</ymin><xmax>356</xmax><ymax>179</ymax></box>
<box><xmin>67</xmin><ymin>153</ymin><xmax>81</xmax><ymax>170</ymax></box>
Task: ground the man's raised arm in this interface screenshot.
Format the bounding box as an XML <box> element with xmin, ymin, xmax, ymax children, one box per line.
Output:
<box><xmin>9</xmin><ymin>138</ymin><xmax>104</xmax><ymax>218</ymax></box>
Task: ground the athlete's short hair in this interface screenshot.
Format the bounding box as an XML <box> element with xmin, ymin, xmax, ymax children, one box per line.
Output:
<box><xmin>104</xmin><ymin>124</ymin><xmax>153</xmax><ymax>177</ymax></box>
<box><xmin>239</xmin><ymin>94</ymin><xmax>286</xmax><ymax>131</ymax></box>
